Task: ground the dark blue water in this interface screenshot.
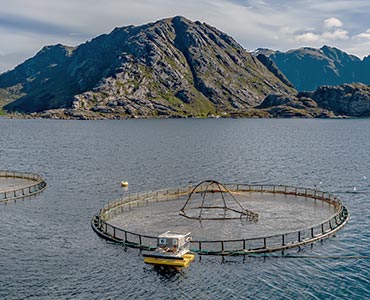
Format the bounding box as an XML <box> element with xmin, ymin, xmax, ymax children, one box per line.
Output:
<box><xmin>0</xmin><ymin>118</ymin><xmax>369</xmax><ymax>299</ymax></box>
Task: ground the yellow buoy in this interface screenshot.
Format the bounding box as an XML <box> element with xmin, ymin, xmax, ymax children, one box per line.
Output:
<box><xmin>121</xmin><ymin>181</ymin><xmax>129</xmax><ymax>187</ymax></box>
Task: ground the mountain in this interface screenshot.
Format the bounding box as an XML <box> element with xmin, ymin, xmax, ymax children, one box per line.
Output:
<box><xmin>255</xmin><ymin>54</ymin><xmax>294</xmax><ymax>88</ymax></box>
<box><xmin>0</xmin><ymin>16</ymin><xmax>294</xmax><ymax>119</ymax></box>
<box><xmin>254</xmin><ymin>46</ymin><xmax>370</xmax><ymax>91</ymax></box>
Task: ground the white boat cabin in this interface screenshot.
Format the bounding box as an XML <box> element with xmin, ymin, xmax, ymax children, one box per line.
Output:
<box><xmin>157</xmin><ymin>231</ymin><xmax>191</xmax><ymax>255</ymax></box>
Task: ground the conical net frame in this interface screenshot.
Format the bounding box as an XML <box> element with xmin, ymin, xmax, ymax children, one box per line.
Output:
<box><xmin>179</xmin><ymin>180</ymin><xmax>258</xmax><ymax>222</ymax></box>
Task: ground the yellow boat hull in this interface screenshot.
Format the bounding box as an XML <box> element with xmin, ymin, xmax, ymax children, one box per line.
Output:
<box><xmin>144</xmin><ymin>253</ymin><xmax>195</xmax><ymax>268</ymax></box>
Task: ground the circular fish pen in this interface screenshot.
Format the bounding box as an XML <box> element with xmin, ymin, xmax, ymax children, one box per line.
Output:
<box><xmin>91</xmin><ymin>181</ymin><xmax>349</xmax><ymax>255</ymax></box>
<box><xmin>0</xmin><ymin>170</ymin><xmax>47</xmax><ymax>203</ymax></box>
<box><xmin>179</xmin><ymin>180</ymin><xmax>259</xmax><ymax>222</ymax></box>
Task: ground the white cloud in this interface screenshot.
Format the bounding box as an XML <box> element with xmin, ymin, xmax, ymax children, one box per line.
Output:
<box><xmin>322</xmin><ymin>29</ymin><xmax>349</xmax><ymax>40</ymax></box>
<box><xmin>295</xmin><ymin>32</ymin><xmax>320</xmax><ymax>43</ymax></box>
<box><xmin>355</xmin><ymin>29</ymin><xmax>370</xmax><ymax>40</ymax></box>
<box><xmin>324</xmin><ymin>17</ymin><xmax>343</xmax><ymax>29</ymax></box>
<box><xmin>294</xmin><ymin>28</ymin><xmax>349</xmax><ymax>44</ymax></box>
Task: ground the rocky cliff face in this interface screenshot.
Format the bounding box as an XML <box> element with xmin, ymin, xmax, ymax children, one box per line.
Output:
<box><xmin>0</xmin><ymin>44</ymin><xmax>75</xmax><ymax>110</ymax></box>
<box><xmin>256</xmin><ymin>94</ymin><xmax>335</xmax><ymax>118</ymax></box>
<box><xmin>255</xmin><ymin>46</ymin><xmax>370</xmax><ymax>91</ymax></box>
<box><xmin>1</xmin><ymin>16</ymin><xmax>294</xmax><ymax>118</ymax></box>
<box><xmin>306</xmin><ymin>83</ymin><xmax>370</xmax><ymax>116</ymax></box>
<box><xmin>258</xmin><ymin>83</ymin><xmax>370</xmax><ymax>117</ymax></box>
<box><xmin>255</xmin><ymin>54</ymin><xmax>294</xmax><ymax>89</ymax></box>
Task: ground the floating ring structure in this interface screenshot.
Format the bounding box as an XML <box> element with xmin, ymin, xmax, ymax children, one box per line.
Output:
<box><xmin>91</xmin><ymin>182</ymin><xmax>349</xmax><ymax>255</ymax></box>
<box><xmin>0</xmin><ymin>170</ymin><xmax>47</xmax><ymax>203</ymax></box>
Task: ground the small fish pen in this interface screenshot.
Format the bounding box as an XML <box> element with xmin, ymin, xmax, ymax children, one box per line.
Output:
<box><xmin>91</xmin><ymin>180</ymin><xmax>349</xmax><ymax>255</ymax></box>
<box><xmin>0</xmin><ymin>170</ymin><xmax>47</xmax><ymax>203</ymax></box>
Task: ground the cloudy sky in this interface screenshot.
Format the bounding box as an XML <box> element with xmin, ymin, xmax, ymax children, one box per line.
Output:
<box><xmin>1</xmin><ymin>0</ymin><xmax>370</xmax><ymax>73</ymax></box>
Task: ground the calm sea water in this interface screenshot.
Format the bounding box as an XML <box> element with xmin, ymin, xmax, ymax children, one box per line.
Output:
<box><xmin>0</xmin><ymin>118</ymin><xmax>369</xmax><ymax>299</ymax></box>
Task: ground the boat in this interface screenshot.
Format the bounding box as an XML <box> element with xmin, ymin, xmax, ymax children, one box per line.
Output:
<box><xmin>143</xmin><ymin>231</ymin><xmax>195</xmax><ymax>268</ymax></box>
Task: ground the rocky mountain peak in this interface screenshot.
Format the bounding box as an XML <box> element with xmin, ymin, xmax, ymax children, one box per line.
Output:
<box><xmin>1</xmin><ymin>16</ymin><xmax>294</xmax><ymax>117</ymax></box>
<box><xmin>262</xmin><ymin>45</ymin><xmax>369</xmax><ymax>91</ymax></box>
<box><xmin>320</xmin><ymin>45</ymin><xmax>360</xmax><ymax>65</ymax></box>
<box><xmin>252</xmin><ymin>48</ymin><xmax>276</xmax><ymax>57</ymax></box>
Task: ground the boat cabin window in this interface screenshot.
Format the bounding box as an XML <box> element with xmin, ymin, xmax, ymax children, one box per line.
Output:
<box><xmin>157</xmin><ymin>237</ymin><xmax>181</xmax><ymax>250</ymax></box>
<box><xmin>158</xmin><ymin>238</ymin><xmax>166</xmax><ymax>246</ymax></box>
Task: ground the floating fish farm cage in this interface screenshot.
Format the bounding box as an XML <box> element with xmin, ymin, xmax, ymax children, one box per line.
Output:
<box><xmin>0</xmin><ymin>170</ymin><xmax>47</xmax><ymax>203</ymax></box>
<box><xmin>91</xmin><ymin>180</ymin><xmax>349</xmax><ymax>255</ymax></box>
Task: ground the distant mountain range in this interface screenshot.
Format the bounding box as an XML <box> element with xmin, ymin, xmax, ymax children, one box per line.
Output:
<box><xmin>254</xmin><ymin>46</ymin><xmax>370</xmax><ymax>91</ymax></box>
<box><xmin>0</xmin><ymin>16</ymin><xmax>293</xmax><ymax>119</ymax></box>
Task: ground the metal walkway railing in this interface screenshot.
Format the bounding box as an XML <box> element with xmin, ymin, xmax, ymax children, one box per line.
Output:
<box><xmin>0</xmin><ymin>170</ymin><xmax>47</xmax><ymax>203</ymax></box>
<box><xmin>91</xmin><ymin>183</ymin><xmax>349</xmax><ymax>255</ymax></box>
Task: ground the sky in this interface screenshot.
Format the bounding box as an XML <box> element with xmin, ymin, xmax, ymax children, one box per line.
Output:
<box><xmin>1</xmin><ymin>0</ymin><xmax>370</xmax><ymax>73</ymax></box>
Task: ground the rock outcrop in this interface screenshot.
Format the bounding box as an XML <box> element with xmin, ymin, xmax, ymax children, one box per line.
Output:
<box><xmin>257</xmin><ymin>83</ymin><xmax>370</xmax><ymax>118</ymax></box>
<box><xmin>0</xmin><ymin>16</ymin><xmax>294</xmax><ymax>118</ymax></box>
<box><xmin>256</xmin><ymin>94</ymin><xmax>335</xmax><ymax>118</ymax></box>
<box><xmin>306</xmin><ymin>83</ymin><xmax>370</xmax><ymax>116</ymax></box>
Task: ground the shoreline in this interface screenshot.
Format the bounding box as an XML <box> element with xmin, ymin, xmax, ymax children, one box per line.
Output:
<box><xmin>1</xmin><ymin>110</ymin><xmax>353</xmax><ymax>120</ymax></box>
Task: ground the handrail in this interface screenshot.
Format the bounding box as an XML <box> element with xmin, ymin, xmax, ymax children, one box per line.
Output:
<box><xmin>0</xmin><ymin>170</ymin><xmax>47</xmax><ymax>203</ymax></box>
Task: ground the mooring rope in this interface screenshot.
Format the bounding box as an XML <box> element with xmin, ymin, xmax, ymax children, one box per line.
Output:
<box><xmin>230</xmin><ymin>253</ymin><xmax>370</xmax><ymax>259</ymax></box>
<box><xmin>191</xmin><ymin>249</ymin><xmax>370</xmax><ymax>259</ymax></box>
<box><xmin>267</xmin><ymin>255</ymin><xmax>370</xmax><ymax>260</ymax></box>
